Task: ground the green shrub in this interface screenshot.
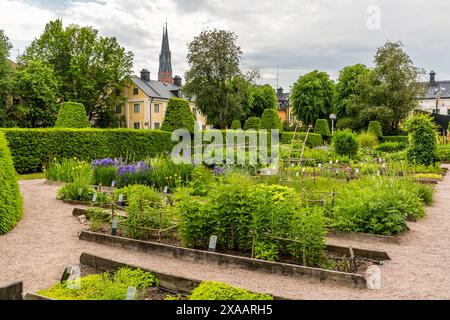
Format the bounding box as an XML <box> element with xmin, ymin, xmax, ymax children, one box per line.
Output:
<box><xmin>332</xmin><ymin>177</ymin><xmax>426</xmax><ymax>236</ymax></box>
<box><xmin>314</xmin><ymin>119</ymin><xmax>330</xmax><ymax>140</ymax></box>
<box><xmin>54</xmin><ymin>102</ymin><xmax>90</xmax><ymax>128</ymax></box>
<box><xmin>437</xmin><ymin>144</ymin><xmax>450</xmax><ymax>162</ymax></box>
<box><xmin>0</xmin><ymin>132</ymin><xmax>23</xmax><ymax>235</ymax></box>
<box><xmin>357</xmin><ymin>132</ymin><xmax>378</xmax><ymax>148</ymax></box>
<box><xmin>280</xmin><ymin>132</ymin><xmax>323</xmax><ymax>147</ymax></box>
<box><xmin>37</xmin><ymin>268</ymin><xmax>159</xmax><ymax>300</ymax></box>
<box><xmin>244</xmin><ymin>117</ymin><xmax>261</xmax><ymax>130</ymax></box>
<box><xmin>336</xmin><ymin>117</ymin><xmax>363</xmax><ymax>131</ymax></box>
<box><xmin>381</xmin><ymin>136</ymin><xmax>409</xmax><ymax>144</ymax></box>
<box><xmin>230</xmin><ymin>120</ymin><xmax>241</xmax><ymax>130</ymax></box>
<box><xmin>189</xmin><ymin>281</ymin><xmax>272</xmax><ymax>300</ymax></box>
<box><xmin>161</xmin><ymin>98</ymin><xmax>196</xmax><ymax>133</ymax></box>
<box><xmin>376</xmin><ymin>142</ymin><xmax>406</xmax><ymax>153</ymax></box>
<box><xmin>368</xmin><ymin>121</ymin><xmax>383</xmax><ymax>138</ymax></box>
<box><xmin>1</xmin><ymin>129</ymin><xmax>174</xmax><ymax>174</ymax></box>
<box><xmin>405</xmin><ymin>115</ymin><xmax>439</xmax><ymax>166</ymax></box>
<box><xmin>56</xmin><ymin>174</ymin><xmax>94</xmax><ymax>201</ymax></box>
<box><xmin>260</xmin><ymin>109</ymin><xmax>283</xmax><ymax>131</ymax></box>
<box><xmin>332</xmin><ymin>130</ymin><xmax>358</xmax><ymax>157</ymax></box>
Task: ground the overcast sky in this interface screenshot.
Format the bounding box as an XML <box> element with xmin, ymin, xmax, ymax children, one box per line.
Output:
<box><xmin>1</xmin><ymin>0</ymin><xmax>449</xmax><ymax>90</ymax></box>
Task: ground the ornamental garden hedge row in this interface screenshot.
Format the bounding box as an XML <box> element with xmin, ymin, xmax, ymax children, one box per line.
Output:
<box><xmin>0</xmin><ymin>132</ymin><xmax>23</xmax><ymax>235</ymax></box>
<box><xmin>1</xmin><ymin>129</ymin><xmax>175</xmax><ymax>174</ymax></box>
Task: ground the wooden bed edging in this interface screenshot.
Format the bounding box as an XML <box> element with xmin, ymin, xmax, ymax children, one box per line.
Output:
<box><xmin>0</xmin><ymin>282</ymin><xmax>23</xmax><ymax>300</ymax></box>
<box><xmin>327</xmin><ymin>230</ymin><xmax>400</xmax><ymax>244</ymax></box>
<box><xmin>79</xmin><ymin>231</ymin><xmax>369</xmax><ymax>289</ymax></box>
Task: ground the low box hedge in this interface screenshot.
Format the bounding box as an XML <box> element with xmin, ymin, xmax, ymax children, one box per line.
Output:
<box><xmin>1</xmin><ymin>129</ymin><xmax>175</xmax><ymax>174</ymax></box>
<box><xmin>280</xmin><ymin>132</ymin><xmax>323</xmax><ymax>147</ymax></box>
<box><xmin>380</xmin><ymin>136</ymin><xmax>409</xmax><ymax>144</ymax></box>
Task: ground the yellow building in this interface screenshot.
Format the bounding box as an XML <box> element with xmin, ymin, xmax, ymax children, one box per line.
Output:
<box><xmin>119</xmin><ymin>23</ymin><xmax>210</xmax><ymax>130</ymax></box>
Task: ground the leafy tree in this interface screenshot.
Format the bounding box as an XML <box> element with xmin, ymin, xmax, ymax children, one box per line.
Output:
<box><xmin>334</xmin><ymin>64</ymin><xmax>369</xmax><ymax>118</ymax></box>
<box><xmin>54</xmin><ymin>102</ymin><xmax>90</xmax><ymax>128</ymax></box>
<box><xmin>349</xmin><ymin>41</ymin><xmax>424</xmax><ymax>134</ymax></box>
<box><xmin>184</xmin><ymin>29</ymin><xmax>251</xmax><ymax>129</ymax></box>
<box><xmin>405</xmin><ymin>114</ymin><xmax>439</xmax><ymax>166</ymax></box>
<box><xmin>260</xmin><ymin>109</ymin><xmax>282</xmax><ymax>131</ymax></box>
<box><xmin>291</xmin><ymin>70</ymin><xmax>334</xmax><ymax>126</ymax></box>
<box><xmin>161</xmin><ymin>98</ymin><xmax>196</xmax><ymax>133</ymax></box>
<box><xmin>0</xmin><ymin>30</ymin><xmax>13</xmax><ymax>127</ymax></box>
<box><xmin>244</xmin><ymin>117</ymin><xmax>261</xmax><ymax>130</ymax></box>
<box><xmin>250</xmin><ymin>84</ymin><xmax>277</xmax><ymax>117</ymax></box>
<box><xmin>12</xmin><ymin>60</ymin><xmax>58</xmax><ymax>127</ymax></box>
<box><xmin>20</xmin><ymin>19</ymin><xmax>133</xmax><ymax>122</ymax></box>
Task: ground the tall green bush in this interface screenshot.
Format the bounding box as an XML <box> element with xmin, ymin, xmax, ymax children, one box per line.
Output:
<box><xmin>54</xmin><ymin>102</ymin><xmax>90</xmax><ymax>128</ymax></box>
<box><xmin>243</xmin><ymin>117</ymin><xmax>261</xmax><ymax>130</ymax></box>
<box><xmin>405</xmin><ymin>115</ymin><xmax>439</xmax><ymax>166</ymax></box>
<box><xmin>230</xmin><ymin>120</ymin><xmax>241</xmax><ymax>130</ymax></box>
<box><xmin>1</xmin><ymin>129</ymin><xmax>174</xmax><ymax>174</ymax></box>
<box><xmin>0</xmin><ymin>132</ymin><xmax>23</xmax><ymax>235</ymax></box>
<box><xmin>332</xmin><ymin>130</ymin><xmax>358</xmax><ymax>157</ymax></box>
<box><xmin>314</xmin><ymin>119</ymin><xmax>330</xmax><ymax>139</ymax></box>
<box><xmin>260</xmin><ymin>109</ymin><xmax>283</xmax><ymax>131</ymax></box>
<box><xmin>161</xmin><ymin>98</ymin><xmax>196</xmax><ymax>133</ymax></box>
<box><xmin>368</xmin><ymin>121</ymin><xmax>383</xmax><ymax>138</ymax></box>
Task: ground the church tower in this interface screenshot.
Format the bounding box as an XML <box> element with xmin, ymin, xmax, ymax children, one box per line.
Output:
<box><xmin>158</xmin><ymin>23</ymin><xmax>173</xmax><ymax>84</ymax></box>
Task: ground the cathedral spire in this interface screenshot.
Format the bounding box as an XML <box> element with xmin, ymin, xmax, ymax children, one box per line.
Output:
<box><xmin>158</xmin><ymin>22</ymin><xmax>173</xmax><ymax>83</ymax></box>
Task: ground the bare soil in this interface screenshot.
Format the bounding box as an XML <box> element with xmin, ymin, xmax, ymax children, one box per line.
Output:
<box><xmin>1</xmin><ymin>168</ymin><xmax>450</xmax><ymax>299</ymax></box>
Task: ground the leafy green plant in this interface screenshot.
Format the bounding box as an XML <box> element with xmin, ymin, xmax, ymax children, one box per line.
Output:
<box><xmin>45</xmin><ymin>158</ymin><xmax>92</xmax><ymax>183</ymax></box>
<box><xmin>37</xmin><ymin>268</ymin><xmax>159</xmax><ymax>300</ymax></box>
<box><xmin>230</xmin><ymin>120</ymin><xmax>241</xmax><ymax>130</ymax></box>
<box><xmin>405</xmin><ymin>114</ymin><xmax>439</xmax><ymax>166</ymax></box>
<box><xmin>376</xmin><ymin>142</ymin><xmax>405</xmax><ymax>153</ymax></box>
<box><xmin>87</xmin><ymin>208</ymin><xmax>111</xmax><ymax>232</ymax></box>
<box><xmin>332</xmin><ymin>129</ymin><xmax>358</xmax><ymax>157</ymax></box>
<box><xmin>56</xmin><ymin>174</ymin><xmax>94</xmax><ymax>201</ymax></box>
<box><xmin>357</xmin><ymin>132</ymin><xmax>378</xmax><ymax>148</ymax></box>
<box><xmin>314</xmin><ymin>119</ymin><xmax>331</xmax><ymax>140</ymax></box>
<box><xmin>260</xmin><ymin>109</ymin><xmax>283</xmax><ymax>131</ymax></box>
<box><xmin>244</xmin><ymin>117</ymin><xmax>261</xmax><ymax>130</ymax></box>
<box><xmin>189</xmin><ymin>281</ymin><xmax>273</xmax><ymax>300</ymax></box>
<box><xmin>368</xmin><ymin>121</ymin><xmax>383</xmax><ymax>138</ymax></box>
<box><xmin>54</xmin><ymin>102</ymin><xmax>90</xmax><ymax>128</ymax></box>
<box><xmin>0</xmin><ymin>132</ymin><xmax>23</xmax><ymax>235</ymax></box>
<box><xmin>254</xmin><ymin>241</ymin><xmax>279</xmax><ymax>262</ymax></box>
<box><xmin>161</xmin><ymin>98</ymin><xmax>196</xmax><ymax>133</ymax></box>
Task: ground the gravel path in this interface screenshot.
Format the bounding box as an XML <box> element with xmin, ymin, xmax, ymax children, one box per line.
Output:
<box><xmin>1</xmin><ymin>169</ymin><xmax>450</xmax><ymax>299</ymax></box>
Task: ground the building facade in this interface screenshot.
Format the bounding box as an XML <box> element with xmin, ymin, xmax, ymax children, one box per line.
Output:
<box><xmin>418</xmin><ymin>71</ymin><xmax>450</xmax><ymax>116</ymax></box>
<box><xmin>120</xmin><ymin>24</ymin><xmax>210</xmax><ymax>130</ymax></box>
<box><xmin>277</xmin><ymin>87</ymin><xmax>295</xmax><ymax>124</ymax></box>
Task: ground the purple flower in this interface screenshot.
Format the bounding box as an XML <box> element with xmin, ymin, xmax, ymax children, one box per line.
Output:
<box><xmin>213</xmin><ymin>166</ymin><xmax>226</xmax><ymax>176</ymax></box>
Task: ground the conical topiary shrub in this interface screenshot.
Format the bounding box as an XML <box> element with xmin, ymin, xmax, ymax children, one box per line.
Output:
<box><xmin>260</xmin><ymin>109</ymin><xmax>283</xmax><ymax>132</ymax></box>
<box><xmin>244</xmin><ymin>117</ymin><xmax>261</xmax><ymax>131</ymax></box>
<box><xmin>54</xmin><ymin>102</ymin><xmax>90</xmax><ymax>128</ymax></box>
<box><xmin>0</xmin><ymin>132</ymin><xmax>23</xmax><ymax>235</ymax></box>
<box><xmin>161</xmin><ymin>98</ymin><xmax>196</xmax><ymax>133</ymax></box>
<box><xmin>231</xmin><ymin>120</ymin><xmax>241</xmax><ymax>130</ymax></box>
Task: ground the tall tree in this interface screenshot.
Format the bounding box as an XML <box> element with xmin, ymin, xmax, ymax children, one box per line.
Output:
<box><xmin>183</xmin><ymin>29</ymin><xmax>250</xmax><ymax>129</ymax></box>
<box><xmin>249</xmin><ymin>84</ymin><xmax>277</xmax><ymax>118</ymax></box>
<box><xmin>334</xmin><ymin>64</ymin><xmax>369</xmax><ymax>119</ymax></box>
<box><xmin>350</xmin><ymin>41</ymin><xmax>425</xmax><ymax>134</ymax></box>
<box><xmin>20</xmin><ymin>19</ymin><xmax>133</xmax><ymax>123</ymax></box>
<box><xmin>290</xmin><ymin>70</ymin><xmax>334</xmax><ymax>126</ymax></box>
<box><xmin>0</xmin><ymin>30</ymin><xmax>13</xmax><ymax>127</ymax></box>
<box><xmin>11</xmin><ymin>60</ymin><xmax>58</xmax><ymax>127</ymax></box>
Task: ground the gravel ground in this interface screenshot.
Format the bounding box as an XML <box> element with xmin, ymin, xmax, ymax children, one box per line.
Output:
<box><xmin>1</xmin><ymin>169</ymin><xmax>450</xmax><ymax>300</ymax></box>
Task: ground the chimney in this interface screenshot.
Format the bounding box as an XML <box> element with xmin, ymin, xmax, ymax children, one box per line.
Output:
<box><xmin>140</xmin><ymin>69</ymin><xmax>150</xmax><ymax>82</ymax></box>
<box><xmin>277</xmin><ymin>87</ymin><xmax>283</xmax><ymax>96</ymax></box>
<box><xmin>430</xmin><ymin>71</ymin><xmax>436</xmax><ymax>85</ymax></box>
<box><xmin>173</xmin><ymin>75</ymin><xmax>182</xmax><ymax>87</ymax></box>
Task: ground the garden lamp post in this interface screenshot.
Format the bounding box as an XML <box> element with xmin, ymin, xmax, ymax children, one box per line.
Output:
<box><xmin>329</xmin><ymin>114</ymin><xmax>337</xmax><ymax>135</ymax></box>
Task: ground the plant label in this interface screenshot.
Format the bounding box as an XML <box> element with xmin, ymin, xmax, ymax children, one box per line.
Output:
<box><xmin>92</xmin><ymin>194</ymin><xmax>97</xmax><ymax>203</ymax></box>
<box><xmin>111</xmin><ymin>181</ymin><xmax>116</xmax><ymax>188</ymax></box>
<box><xmin>329</xmin><ymin>161</ymin><xmax>333</xmax><ymax>165</ymax></box>
<box><xmin>112</xmin><ymin>217</ymin><xmax>119</xmax><ymax>236</ymax></box>
<box><xmin>336</xmin><ymin>160</ymin><xmax>339</xmax><ymax>164</ymax></box>
<box><xmin>208</xmin><ymin>235</ymin><xmax>218</xmax><ymax>252</ymax></box>
<box><xmin>366</xmin><ymin>266</ymin><xmax>382</xmax><ymax>290</ymax></box>
<box><xmin>60</xmin><ymin>265</ymin><xmax>81</xmax><ymax>289</ymax></box>
<box><xmin>377</xmin><ymin>171</ymin><xmax>381</xmax><ymax>176</ymax></box>
<box><xmin>118</xmin><ymin>194</ymin><xmax>124</xmax><ymax>206</ymax></box>
<box><xmin>296</xmin><ymin>172</ymin><xmax>299</xmax><ymax>177</ymax></box>
<box><xmin>126</xmin><ymin>286</ymin><xmax>137</xmax><ymax>300</ymax></box>
<box><xmin>78</xmin><ymin>188</ymin><xmax>83</xmax><ymax>199</ymax></box>
<box><xmin>355</xmin><ymin>168</ymin><xmax>360</xmax><ymax>174</ymax></box>
<box><xmin>318</xmin><ymin>163</ymin><xmax>322</xmax><ymax>169</ymax></box>
<box><xmin>164</xmin><ymin>186</ymin><xmax>169</xmax><ymax>194</ymax></box>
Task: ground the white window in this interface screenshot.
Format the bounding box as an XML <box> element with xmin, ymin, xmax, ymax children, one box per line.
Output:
<box><xmin>154</xmin><ymin>104</ymin><xmax>160</xmax><ymax>113</ymax></box>
<box><xmin>133</xmin><ymin>122</ymin><xmax>140</xmax><ymax>129</ymax></box>
<box><xmin>134</xmin><ymin>104</ymin><xmax>140</xmax><ymax>113</ymax></box>
<box><xmin>154</xmin><ymin>122</ymin><xmax>161</xmax><ymax>129</ymax></box>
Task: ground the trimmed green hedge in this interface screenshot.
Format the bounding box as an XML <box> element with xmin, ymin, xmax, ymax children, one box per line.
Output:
<box><xmin>381</xmin><ymin>136</ymin><xmax>409</xmax><ymax>144</ymax></box>
<box><xmin>54</xmin><ymin>102</ymin><xmax>90</xmax><ymax>128</ymax></box>
<box><xmin>0</xmin><ymin>132</ymin><xmax>23</xmax><ymax>235</ymax></box>
<box><xmin>280</xmin><ymin>132</ymin><xmax>323</xmax><ymax>147</ymax></box>
<box><xmin>1</xmin><ymin>129</ymin><xmax>175</xmax><ymax>174</ymax></box>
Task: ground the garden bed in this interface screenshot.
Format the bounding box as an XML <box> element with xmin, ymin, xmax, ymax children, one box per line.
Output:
<box><xmin>79</xmin><ymin>230</ymin><xmax>390</xmax><ymax>289</ymax></box>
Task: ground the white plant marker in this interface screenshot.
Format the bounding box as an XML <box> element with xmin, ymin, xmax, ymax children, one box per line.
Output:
<box><xmin>366</xmin><ymin>266</ymin><xmax>382</xmax><ymax>290</ymax></box>
<box><xmin>92</xmin><ymin>193</ymin><xmax>97</xmax><ymax>203</ymax></box>
<box><xmin>126</xmin><ymin>286</ymin><xmax>137</xmax><ymax>300</ymax></box>
<box><xmin>64</xmin><ymin>265</ymin><xmax>81</xmax><ymax>290</ymax></box>
<box><xmin>208</xmin><ymin>235</ymin><xmax>218</xmax><ymax>252</ymax></box>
